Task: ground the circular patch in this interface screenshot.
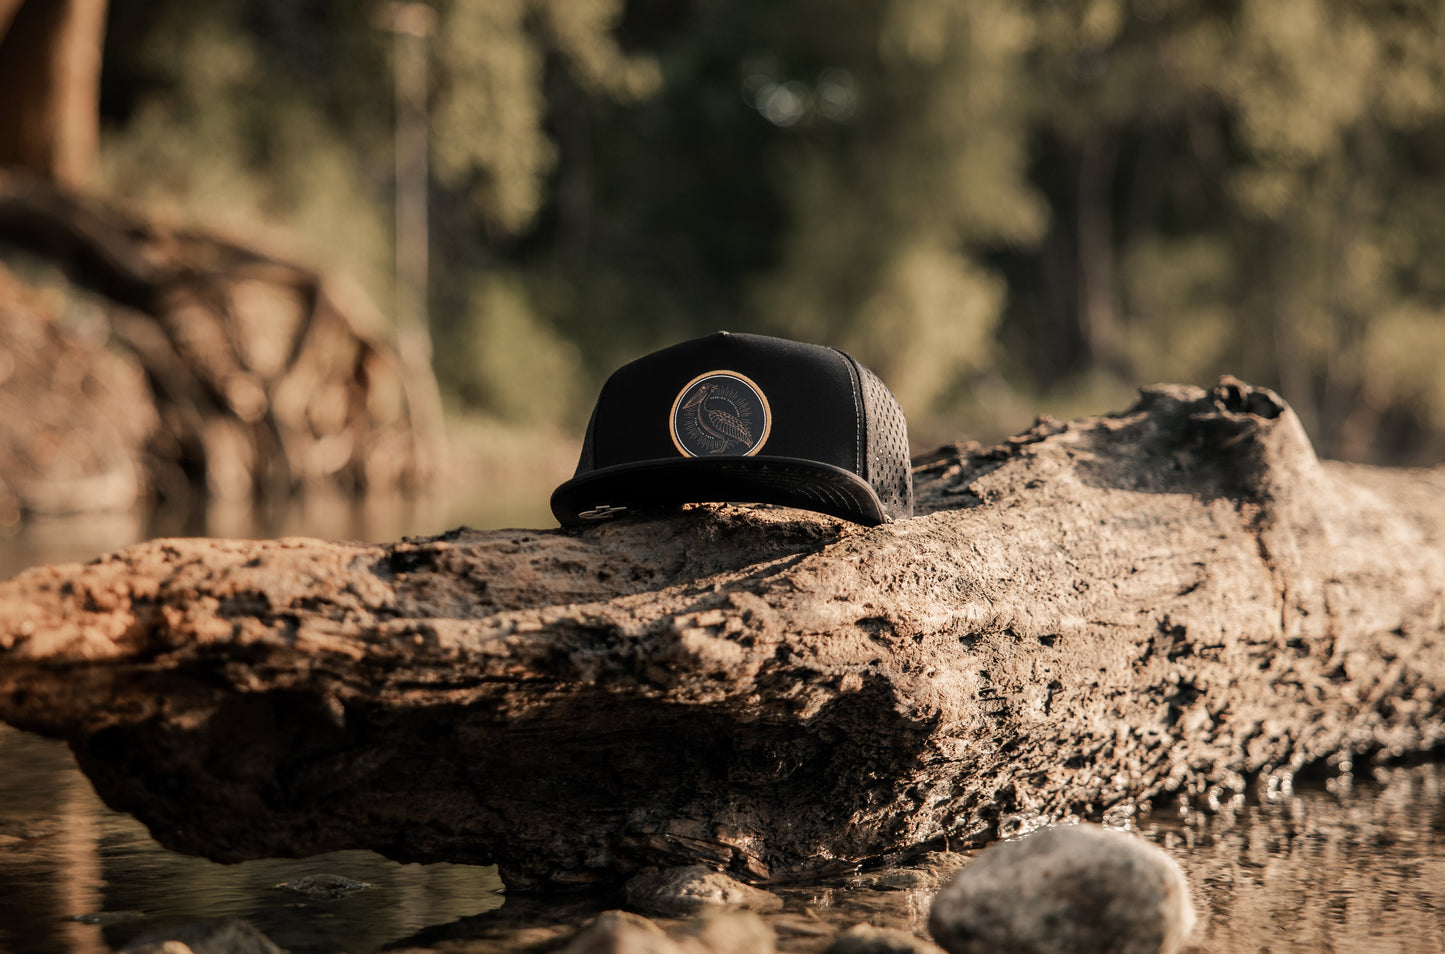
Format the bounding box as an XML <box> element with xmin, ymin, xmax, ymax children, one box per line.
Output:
<box><xmin>670</xmin><ymin>370</ymin><xmax>771</xmax><ymax>457</ymax></box>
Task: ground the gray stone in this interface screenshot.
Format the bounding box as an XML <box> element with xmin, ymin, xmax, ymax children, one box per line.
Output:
<box><xmin>928</xmin><ymin>823</ymin><xmax>1194</xmax><ymax>954</ymax></box>
<box><xmin>69</xmin><ymin>910</ymin><xmax>144</xmax><ymax>926</ymax></box>
<box><xmin>827</xmin><ymin>922</ymin><xmax>947</xmax><ymax>954</ymax></box>
<box><xmin>625</xmin><ymin>864</ymin><xmax>784</xmax><ymax>917</ymax></box>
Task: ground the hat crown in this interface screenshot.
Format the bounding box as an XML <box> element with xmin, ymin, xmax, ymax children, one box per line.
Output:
<box><xmin>553</xmin><ymin>332</ymin><xmax>912</xmax><ymax>526</ymax></box>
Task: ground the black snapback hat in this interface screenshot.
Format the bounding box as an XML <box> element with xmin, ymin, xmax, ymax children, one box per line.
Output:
<box><xmin>550</xmin><ymin>332</ymin><xmax>912</xmax><ymax>527</ymax></box>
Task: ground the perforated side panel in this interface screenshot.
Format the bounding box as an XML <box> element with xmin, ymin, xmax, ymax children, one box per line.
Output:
<box><xmin>855</xmin><ymin>363</ymin><xmax>913</xmax><ymax>520</ymax></box>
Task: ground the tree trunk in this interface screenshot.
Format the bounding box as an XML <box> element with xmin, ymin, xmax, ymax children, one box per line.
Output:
<box><xmin>0</xmin><ymin>381</ymin><xmax>1441</xmax><ymax>890</ymax></box>
<box><xmin>0</xmin><ymin>0</ymin><xmax>108</xmax><ymax>187</ymax></box>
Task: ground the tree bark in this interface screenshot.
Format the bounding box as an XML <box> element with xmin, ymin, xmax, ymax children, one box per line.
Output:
<box><xmin>0</xmin><ymin>0</ymin><xmax>108</xmax><ymax>187</ymax></box>
<box><xmin>0</xmin><ymin>381</ymin><xmax>1441</xmax><ymax>890</ymax></box>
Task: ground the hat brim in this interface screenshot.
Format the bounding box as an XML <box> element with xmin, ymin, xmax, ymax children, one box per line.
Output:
<box><xmin>550</xmin><ymin>456</ymin><xmax>889</xmax><ymax>527</ymax></box>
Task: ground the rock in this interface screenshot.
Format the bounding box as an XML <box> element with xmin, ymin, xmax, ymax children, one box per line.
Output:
<box><xmin>559</xmin><ymin>910</ymin><xmax>683</xmax><ymax>954</ymax></box>
<box><xmin>274</xmin><ymin>872</ymin><xmax>373</xmax><ymax>900</ymax></box>
<box><xmin>858</xmin><ymin>868</ymin><xmax>937</xmax><ymax>891</ymax></box>
<box><xmin>827</xmin><ymin>923</ymin><xmax>948</xmax><ymax>954</ymax></box>
<box><xmin>68</xmin><ymin>910</ymin><xmax>144</xmax><ymax>926</ymax></box>
<box><xmin>625</xmin><ymin>865</ymin><xmax>784</xmax><ymax>917</ymax></box>
<box><xmin>853</xmin><ymin>850</ymin><xmax>971</xmax><ymax>893</ymax></box>
<box><xmin>1</xmin><ymin>382</ymin><xmax>1444</xmax><ymax>888</ymax></box>
<box><xmin>122</xmin><ymin>943</ymin><xmax>194</xmax><ymax>954</ymax></box>
<box><xmin>927</xmin><ymin>823</ymin><xmax>1194</xmax><ymax>954</ymax></box>
<box><xmin>672</xmin><ymin>909</ymin><xmax>777</xmax><ymax>954</ymax></box>
<box><xmin>558</xmin><ymin>908</ymin><xmax>778</xmax><ymax>954</ymax></box>
<box><xmin>120</xmin><ymin>918</ymin><xmax>284</xmax><ymax>954</ymax></box>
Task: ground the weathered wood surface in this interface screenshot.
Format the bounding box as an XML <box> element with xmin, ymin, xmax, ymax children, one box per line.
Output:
<box><xmin>0</xmin><ymin>380</ymin><xmax>1442</xmax><ymax>890</ymax></box>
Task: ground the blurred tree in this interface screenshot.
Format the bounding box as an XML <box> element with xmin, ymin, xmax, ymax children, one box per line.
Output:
<box><xmin>427</xmin><ymin>0</ymin><xmax>662</xmax><ymax>421</ymax></box>
<box><xmin>432</xmin><ymin>0</ymin><xmax>659</xmax><ymax>234</ymax></box>
<box><xmin>79</xmin><ymin>0</ymin><xmax>1445</xmax><ymax>465</ymax></box>
<box><xmin>1015</xmin><ymin>0</ymin><xmax>1445</xmax><ymax>462</ymax></box>
<box><xmin>0</xmin><ymin>0</ymin><xmax>109</xmax><ymax>186</ymax></box>
<box><xmin>483</xmin><ymin>0</ymin><xmax>1050</xmax><ymax>435</ymax></box>
<box><xmin>746</xmin><ymin>0</ymin><xmax>1047</xmax><ymax>423</ymax></box>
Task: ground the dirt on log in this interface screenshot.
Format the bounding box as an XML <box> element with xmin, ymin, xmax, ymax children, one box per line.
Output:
<box><xmin>0</xmin><ymin>380</ymin><xmax>1442</xmax><ymax>890</ymax></box>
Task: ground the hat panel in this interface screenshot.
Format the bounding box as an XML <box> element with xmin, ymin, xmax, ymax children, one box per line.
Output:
<box><xmin>855</xmin><ymin>361</ymin><xmax>913</xmax><ymax>520</ymax></box>
<box><xmin>588</xmin><ymin>333</ymin><xmax>861</xmax><ymax>475</ymax></box>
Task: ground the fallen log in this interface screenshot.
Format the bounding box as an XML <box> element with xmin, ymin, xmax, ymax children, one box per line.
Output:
<box><xmin>0</xmin><ymin>380</ymin><xmax>1442</xmax><ymax>889</ymax></box>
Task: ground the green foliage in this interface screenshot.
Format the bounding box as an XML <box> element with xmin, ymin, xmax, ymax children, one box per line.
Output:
<box><xmin>750</xmin><ymin>0</ymin><xmax>1046</xmax><ymax>414</ymax></box>
<box><xmin>98</xmin><ymin>0</ymin><xmax>396</xmax><ymax>306</ymax></box>
<box><xmin>436</xmin><ymin>272</ymin><xmax>581</xmax><ymax>426</ymax></box>
<box><xmin>94</xmin><ymin>0</ymin><xmax>1445</xmax><ymax>463</ymax></box>
<box><xmin>431</xmin><ymin>0</ymin><xmax>660</xmax><ymax>233</ymax></box>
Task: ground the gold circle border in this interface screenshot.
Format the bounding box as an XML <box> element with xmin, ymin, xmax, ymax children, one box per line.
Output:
<box><xmin>668</xmin><ymin>369</ymin><xmax>773</xmax><ymax>458</ymax></box>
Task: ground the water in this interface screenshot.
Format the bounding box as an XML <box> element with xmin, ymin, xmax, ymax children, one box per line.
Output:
<box><xmin>0</xmin><ymin>726</ymin><xmax>503</xmax><ymax>953</ymax></box>
<box><xmin>1149</xmin><ymin>764</ymin><xmax>1445</xmax><ymax>953</ymax></box>
<box><xmin>2</xmin><ymin>505</ymin><xmax>1444</xmax><ymax>952</ymax></box>
<box><xmin>1</xmin><ymin>724</ymin><xmax>1442</xmax><ymax>953</ymax></box>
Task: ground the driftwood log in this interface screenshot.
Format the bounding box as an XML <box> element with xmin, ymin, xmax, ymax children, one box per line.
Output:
<box><xmin>0</xmin><ymin>171</ymin><xmax>443</xmax><ymax>515</ymax></box>
<box><xmin>0</xmin><ymin>380</ymin><xmax>1442</xmax><ymax>890</ymax></box>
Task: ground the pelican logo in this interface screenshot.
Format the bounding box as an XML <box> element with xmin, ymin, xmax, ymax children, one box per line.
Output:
<box><xmin>670</xmin><ymin>370</ymin><xmax>771</xmax><ymax>457</ymax></box>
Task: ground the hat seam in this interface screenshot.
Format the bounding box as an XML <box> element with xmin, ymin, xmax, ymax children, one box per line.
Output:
<box><xmin>836</xmin><ymin>349</ymin><xmax>866</xmax><ymax>479</ymax></box>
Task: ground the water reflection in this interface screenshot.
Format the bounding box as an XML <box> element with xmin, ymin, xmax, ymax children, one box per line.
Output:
<box><xmin>0</xmin><ymin>491</ymin><xmax>543</xmax><ymax>952</ymax></box>
<box><xmin>1145</xmin><ymin>762</ymin><xmax>1445</xmax><ymax>954</ymax></box>
<box><xmin>765</xmin><ymin>763</ymin><xmax>1445</xmax><ymax>954</ymax></box>
<box><xmin>0</xmin><ymin>727</ymin><xmax>504</xmax><ymax>954</ymax></box>
<box><xmin>3</xmin><ymin>701</ymin><xmax>1445</xmax><ymax>953</ymax></box>
<box><xmin>0</xmin><ymin>484</ymin><xmax>559</xmax><ymax>583</ymax></box>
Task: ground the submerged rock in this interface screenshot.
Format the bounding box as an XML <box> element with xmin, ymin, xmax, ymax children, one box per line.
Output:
<box><xmin>558</xmin><ymin>909</ymin><xmax>777</xmax><ymax>954</ymax></box>
<box><xmin>827</xmin><ymin>923</ymin><xmax>947</xmax><ymax>954</ymax></box>
<box><xmin>120</xmin><ymin>918</ymin><xmax>283</xmax><ymax>954</ymax></box>
<box><xmin>927</xmin><ymin>823</ymin><xmax>1194</xmax><ymax>954</ymax></box>
<box><xmin>673</xmin><ymin>909</ymin><xmax>778</xmax><ymax>954</ymax></box>
<box><xmin>274</xmin><ymin>873</ymin><xmax>374</xmax><ymax>900</ymax></box>
<box><xmin>855</xmin><ymin>851</ymin><xmax>969</xmax><ymax>893</ymax></box>
<box><xmin>559</xmin><ymin>911</ymin><xmax>679</xmax><ymax>954</ymax></box>
<box><xmin>625</xmin><ymin>865</ymin><xmax>784</xmax><ymax>917</ymax></box>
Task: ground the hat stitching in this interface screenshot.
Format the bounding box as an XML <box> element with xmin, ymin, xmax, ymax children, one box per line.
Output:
<box><xmin>836</xmin><ymin>349</ymin><xmax>866</xmax><ymax>479</ymax></box>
